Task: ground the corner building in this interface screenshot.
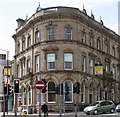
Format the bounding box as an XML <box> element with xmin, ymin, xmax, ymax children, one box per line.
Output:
<box><xmin>13</xmin><ymin>6</ymin><xmax>120</xmax><ymax>113</ymax></box>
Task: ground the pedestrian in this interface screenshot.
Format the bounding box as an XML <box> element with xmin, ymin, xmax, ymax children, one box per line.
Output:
<box><xmin>41</xmin><ymin>102</ymin><xmax>48</xmax><ymax>117</ymax></box>
<box><xmin>20</xmin><ymin>103</ymin><xmax>23</xmax><ymax>115</ymax></box>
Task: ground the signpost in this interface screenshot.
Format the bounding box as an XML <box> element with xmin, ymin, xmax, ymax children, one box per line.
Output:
<box><xmin>36</xmin><ymin>79</ymin><xmax>45</xmax><ymax>117</ymax></box>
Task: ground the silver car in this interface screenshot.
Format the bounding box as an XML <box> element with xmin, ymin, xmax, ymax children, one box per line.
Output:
<box><xmin>83</xmin><ymin>100</ymin><xmax>115</xmax><ymax>115</ymax></box>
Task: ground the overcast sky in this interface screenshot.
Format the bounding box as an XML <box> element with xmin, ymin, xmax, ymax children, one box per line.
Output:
<box><xmin>0</xmin><ymin>0</ymin><xmax>119</xmax><ymax>60</ymax></box>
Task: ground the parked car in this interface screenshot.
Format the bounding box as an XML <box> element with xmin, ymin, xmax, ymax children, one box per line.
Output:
<box><xmin>83</xmin><ymin>100</ymin><xmax>115</xmax><ymax>115</ymax></box>
<box><xmin>116</xmin><ymin>103</ymin><xmax>120</xmax><ymax>112</ymax></box>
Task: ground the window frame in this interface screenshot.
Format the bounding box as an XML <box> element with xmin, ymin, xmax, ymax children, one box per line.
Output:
<box><xmin>47</xmin><ymin>81</ymin><xmax>56</xmax><ymax>103</ymax></box>
<box><xmin>28</xmin><ymin>86</ymin><xmax>31</xmax><ymax>105</ymax></box>
<box><xmin>90</xmin><ymin>36</ymin><xmax>94</xmax><ymax>47</ymax></box>
<box><xmin>81</xmin><ymin>82</ymin><xmax>85</xmax><ymax>103</ymax></box>
<box><xmin>64</xmin><ymin>53</ymin><xmax>73</xmax><ymax>70</ymax></box>
<box><xmin>47</xmin><ymin>53</ymin><xmax>55</xmax><ymax>70</ymax></box>
<box><xmin>48</xmin><ymin>28</ymin><xmax>54</xmax><ymax>40</ymax></box>
<box><xmin>97</xmin><ymin>39</ymin><xmax>100</xmax><ymax>50</ymax></box>
<box><xmin>27</xmin><ymin>36</ymin><xmax>31</xmax><ymax>48</ymax></box>
<box><xmin>81</xmin><ymin>31</ymin><xmax>86</xmax><ymax>44</ymax></box>
<box><xmin>22</xmin><ymin>40</ymin><xmax>25</xmax><ymax>51</ymax></box>
<box><xmin>35</xmin><ymin>31</ymin><xmax>40</xmax><ymax>43</ymax></box>
<box><xmin>35</xmin><ymin>55</ymin><xmax>39</xmax><ymax>72</ymax></box>
<box><xmin>90</xmin><ymin>59</ymin><xmax>94</xmax><ymax>74</ymax></box>
<box><xmin>81</xmin><ymin>56</ymin><xmax>86</xmax><ymax>72</ymax></box>
<box><xmin>65</xmin><ymin>27</ymin><xmax>72</xmax><ymax>40</ymax></box>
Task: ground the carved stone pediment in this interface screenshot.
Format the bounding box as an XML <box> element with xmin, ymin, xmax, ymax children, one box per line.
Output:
<box><xmin>89</xmin><ymin>52</ymin><xmax>97</xmax><ymax>58</ymax></box>
<box><xmin>19</xmin><ymin>56</ymin><xmax>25</xmax><ymax>61</ymax></box>
<box><xmin>42</xmin><ymin>45</ymin><xmax>59</xmax><ymax>52</ymax></box>
<box><xmin>105</xmin><ymin>57</ymin><xmax>111</xmax><ymax>62</ymax></box>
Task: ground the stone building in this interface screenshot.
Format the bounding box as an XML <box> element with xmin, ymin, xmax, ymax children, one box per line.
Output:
<box><xmin>12</xmin><ymin>6</ymin><xmax>120</xmax><ymax>113</ymax></box>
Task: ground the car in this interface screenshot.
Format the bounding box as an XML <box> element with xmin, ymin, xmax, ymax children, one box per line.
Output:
<box><xmin>83</xmin><ymin>100</ymin><xmax>115</xmax><ymax>115</ymax></box>
<box><xmin>116</xmin><ymin>103</ymin><xmax>120</xmax><ymax>112</ymax></box>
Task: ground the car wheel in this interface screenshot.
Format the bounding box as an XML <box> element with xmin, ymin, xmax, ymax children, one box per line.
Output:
<box><xmin>93</xmin><ymin>109</ymin><xmax>98</xmax><ymax>115</ymax></box>
<box><xmin>110</xmin><ymin>108</ymin><xmax>114</xmax><ymax>113</ymax></box>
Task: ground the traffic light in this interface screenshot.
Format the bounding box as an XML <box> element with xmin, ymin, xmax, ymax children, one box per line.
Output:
<box><xmin>42</xmin><ymin>79</ymin><xmax>47</xmax><ymax>93</ymax></box>
<box><xmin>55</xmin><ymin>83</ymin><xmax>63</xmax><ymax>95</ymax></box>
<box><xmin>73</xmin><ymin>83</ymin><xmax>76</xmax><ymax>93</ymax></box>
<box><xmin>55</xmin><ymin>86</ymin><xmax>59</xmax><ymax>94</ymax></box>
<box><xmin>14</xmin><ymin>79</ymin><xmax>20</xmax><ymax>93</ymax></box>
<box><xmin>4</xmin><ymin>83</ymin><xmax>8</xmax><ymax>95</ymax></box>
<box><xmin>8</xmin><ymin>84</ymin><xmax>13</xmax><ymax>95</ymax></box>
<box><xmin>76</xmin><ymin>82</ymin><xmax>80</xmax><ymax>94</ymax></box>
<box><xmin>65</xmin><ymin>83</ymin><xmax>69</xmax><ymax>94</ymax></box>
<box><xmin>73</xmin><ymin>82</ymin><xmax>80</xmax><ymax>94</ymax></box>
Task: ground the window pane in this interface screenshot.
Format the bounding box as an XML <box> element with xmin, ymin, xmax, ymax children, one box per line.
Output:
<box><xmin>48</xmin><ymin>81</ymin><xmax>55</xmax><ymax>102</ymax></box>
<box><xmin>36</xmin><ymin>31</ymin><xmax>40</xmax><ymax>43</ymax></box>
<box><xmin>82</xmin><ymin>32</ymin><xmax>85</xmax><ymax>43</ymax></box>
<box><xmin>65</xmin><ymin>28</ymin><xmax>72</xmax><ymax>40</ymax></box>
<box><xmin>35</xmin><ymin>56</ymin><xmax>39</xmax><ymax>72</ymax></box>
<box><xmin>48</xmin><ymin>81</ymin><xmax>55</xmax><ymax>91</ymax></box>
<box><xmin>48</xmin><ymin>28</ymin><xmax>54</xmax><ymax>40</ymax></box>
<box><xmin>64</xmin><ymin>53</ymin><xmax>73</xmax><ymax>70</ymax></box>
<box><xmin>64</xmin><ymin>81</ymin><xmax>72</xmax><ymax>102</ymax></box>
<box><xmin>47</xmin><ymin>54</ymin><xmax>55</xmax><ymax>70</ymax></box>
<box><xmin>81</xmin><ymin>83</ymin><xmax>85</xmax><ymax>102</ymax></box>
<box><xmin>48</xmin><ymin>54</ymin><xmax>55</xmax><ymax>62</ymax></box>
<box><xmin>65</xmin><ymin>62</ymin><xmax>72</xmax><ymax>69</ymax></box>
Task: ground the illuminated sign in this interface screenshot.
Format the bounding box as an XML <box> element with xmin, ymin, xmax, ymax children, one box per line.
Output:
<box><xmin>4</xmin><ymin>66</ymin><xmax>11</xmax><ymax>76</ymax></box>
<box><xmin>95</xmin><ymin>64</ymin><xmax>103</xmax><ymax>75</ymax></box>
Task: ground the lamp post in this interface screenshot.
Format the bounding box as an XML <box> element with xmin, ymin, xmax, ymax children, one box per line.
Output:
<box><xmin>0</xmin><ymin>49</ymin><xmax>9</xmax><ymax>115</ymax></box>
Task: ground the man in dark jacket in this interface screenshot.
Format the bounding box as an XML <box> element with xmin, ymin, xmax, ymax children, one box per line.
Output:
<box><xmin>41</xmin><ymin>102</ymin><xmax>48</xmax><ymax>117</ymax></box>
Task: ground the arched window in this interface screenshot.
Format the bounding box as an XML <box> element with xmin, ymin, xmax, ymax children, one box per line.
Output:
<box><xmin>89</xmin><ymin>83</ymin><xmax>93</xmax><ymax>104</ymax></box>
<box><xmin>23</xmin><ymin>88</ymin><xmax>26</xmax><ymax>105</ymax></box>
<box><xmin>97</xmin><ymin>84</ymin><xmax>100</xmax><ymax>101</ymax></box>
<box><xmin>48</xmin><ymin>81</ymin><xmax>55</xmax><ymax>102</ymax></box>
<box><xmin>64</xmin><ymin>80</ymin><xmax>72</xmax><ymax>102</ymax></box>
<box><xmin>28</xmin><ymin>86</ymin><xmax>31</xmax><ymax>105</ymax></box>
<box><xmin>81</xmin><ymin>82</ymin><xmax>85</xmax><ymax>103</ymax></box>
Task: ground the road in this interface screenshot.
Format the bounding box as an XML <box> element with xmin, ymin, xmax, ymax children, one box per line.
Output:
<box><xmin>1</xmin><ymin>112</ymin><xmax>120</xmax><ymax>117</ymax></box>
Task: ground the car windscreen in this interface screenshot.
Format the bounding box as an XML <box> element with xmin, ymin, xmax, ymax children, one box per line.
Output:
<box><xmin>89</xmin><ymin>102</ymin><xmax>99</xmax><ymax>106</ymax></box>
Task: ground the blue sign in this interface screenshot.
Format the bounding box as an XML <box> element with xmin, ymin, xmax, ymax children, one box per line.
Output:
<box><xmin>23</xmin><ymin>110</ymin><xmax>27</xmax><ymax>115</ymax></box>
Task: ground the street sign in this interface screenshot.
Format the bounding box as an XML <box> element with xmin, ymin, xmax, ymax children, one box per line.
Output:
<box><xmin>36</xmin><ymin>81</ymin><xmax>45</xmax><ymax>90</ymax></box>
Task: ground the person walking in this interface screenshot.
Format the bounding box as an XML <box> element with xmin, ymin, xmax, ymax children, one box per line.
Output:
<box><xmin>41</xmin><ymin>102</ymin><xmax>48</xmax><ymax>117</ymax></box>
<box><xmin>20</xmin><ymin>103</ymin><xmax>23</xmax><ymax>115</ymax></box>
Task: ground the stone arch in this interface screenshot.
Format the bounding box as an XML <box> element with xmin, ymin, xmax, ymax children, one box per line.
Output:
<box><xmin>44</xmin><ymin>74</ymin><xmax>59</xmax><ymax>86</ymax></box>
<box><xmin>80</xmin><ymin>76</ymin><xmax>89</xmax><ymax>88</ymax></box>
<box><xmin>61</xmin><ymin>74</ymin><xmax>76</xmax><ymax>83</ymax></box>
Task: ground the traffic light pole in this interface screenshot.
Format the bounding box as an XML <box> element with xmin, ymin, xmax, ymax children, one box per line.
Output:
<box><xmin>15</xmin><ymin>94</ymin><xmax>17</xmax><ymax>117</ymax></box>
<box><xmin>75</xmin><ymin>81</ymin><xmax>77</xmax><ymax>117</ymax></box>
<box><xmin>59</xmin><ymin>80</ymin><xmax>62</xmax><ymax>117</ymax></box>
<box><xmin>3</xmin><ymin>95</ymin><xmax>5</xmax><ymax>117</ymax></box>
<box><xmin>39</xmin><ymin>75</ymin><xmax>41</xmax><ymax>117</ymax></box>
<box><xmin>63</xmin><ymin>83</ymin><xmax>65</xmax><ymax>114</ymax></box>
<box><xmin>7</xmin><ymin>51</ymin><xmax>9</xmax><ymax>114</ymax></box>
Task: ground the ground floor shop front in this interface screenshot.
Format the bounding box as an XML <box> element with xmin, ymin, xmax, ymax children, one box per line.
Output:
<box><xmin>16</xmin><ymin>72</ymin><xmax>120</xmax><ymax>113</ymax></box>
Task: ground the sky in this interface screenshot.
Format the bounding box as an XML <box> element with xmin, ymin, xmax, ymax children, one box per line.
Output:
<box><xmin>0</xmin><ymin>0</ymin><xmax>119</xmax><ymax>60</ymax></box>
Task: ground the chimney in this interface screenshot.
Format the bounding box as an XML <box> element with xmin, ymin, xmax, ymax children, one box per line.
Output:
<box><xmin>16</xmin><ymin>18</ymin><xmax>25</xmax><ymax>28</ymax></box>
